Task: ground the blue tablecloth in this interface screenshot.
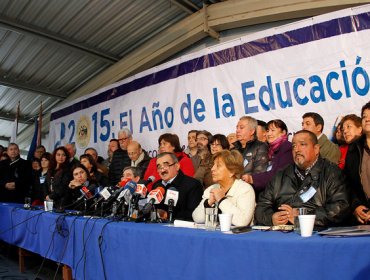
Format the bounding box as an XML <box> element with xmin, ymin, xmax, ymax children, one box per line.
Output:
<box><xmin>0</xmin><ymin>203</ymin><xmax>369</xmax><ymax>280</ymax></box>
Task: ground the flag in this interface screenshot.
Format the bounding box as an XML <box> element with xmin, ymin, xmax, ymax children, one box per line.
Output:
<box><xmin>27</xmin><ymin>102</ymin><xmax>43</xmax><ymax>160</ymax></box>
<box><xmin>10</xmin><ymin>101</ymin><xmax>20</xmax><ymax>143</ymax></box>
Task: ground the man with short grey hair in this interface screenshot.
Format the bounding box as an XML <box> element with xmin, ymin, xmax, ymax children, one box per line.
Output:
<box><xmin>109</xmin><ymin>129</ymin><xmax>132</xmax><ymax>185</ymax></box>
<box><xmin>233</xmin><ymin>116</ymin><xmax>269</xmax><ymax>182</ymax></box>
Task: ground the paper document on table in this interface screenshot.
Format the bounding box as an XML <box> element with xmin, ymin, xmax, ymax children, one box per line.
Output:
<box><xmin>318</xmin><ymin>225</ymin><xmax>370</xmax><ymax>237</ymax></box>
<box><xmin>173</xmin><ymin>220</ymin><xmax>197</xmax><ymax>228</ymax></box>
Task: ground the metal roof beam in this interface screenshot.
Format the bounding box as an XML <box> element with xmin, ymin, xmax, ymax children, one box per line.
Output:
<box><xmin>169</xmin><ymin>0</ymin><xmax>196</xmax><ymax>14</ymax></box>
<box><xmin>0</xmin><ymin>112</ymin><xmax>34</xmax><ymax>124</ymax></box>
<box><xmin>66</xmin><ymin>0</ymin><xmax>370</xmax><ymax>103</ymax></box>
<box><xmin>0</xmin><ymin>76</ymin><xmax>66</xmax><ymax>99</ymax></box>
<box><xmin>0</xmin><ymin>16</ymin><xmax>119</xmax><ymax>64</ymax></box>
<box><xmin>0</xmin><ymin>135</ymin><xmax>10</xmax><ymax>141</ymax></box>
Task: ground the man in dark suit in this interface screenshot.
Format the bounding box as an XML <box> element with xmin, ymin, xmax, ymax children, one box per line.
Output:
<box><xmin>0</xmin><ymin>143</ymin><xmax>33</xmax><ymax>203</ymax></box>
<box><xmin>151</xmin><ymin>152</ymin><xmax>203</xmax><ymax>221</ymax></box>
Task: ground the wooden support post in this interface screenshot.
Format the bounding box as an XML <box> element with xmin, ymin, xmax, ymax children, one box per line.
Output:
<box><xmin>18</xmin><ymin>248</ymin><xmax>31</xmax><ymax>273</ymax></box>
<box><xmin>62</xmin><ymin>264</ymin><xmax>73</xmax><ymax>280</ymax></box>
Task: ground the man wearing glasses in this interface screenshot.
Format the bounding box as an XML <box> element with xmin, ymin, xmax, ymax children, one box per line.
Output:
<box><xmin>151</xmin><ymin>152</ymin><xmax>203</xmax><ymax>221</ymax></box>
<box><xmin>192</xmin><ymin>130</ymin><xmax>213</xmax><ymax>189</ymax></box>
<box><xmin>109</xmin><ymin>128</ymin><xmax>132</xmax><ymax>185</ymax></box>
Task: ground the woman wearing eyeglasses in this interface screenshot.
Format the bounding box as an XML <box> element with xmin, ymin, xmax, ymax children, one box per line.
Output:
<box><xmin>209</xmin><ymin>134</ymin><xmax>230</xmax><ymax>155</ymax></box>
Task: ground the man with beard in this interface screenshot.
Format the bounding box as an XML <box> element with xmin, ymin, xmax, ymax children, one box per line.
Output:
<box><xmin>255</xmin><ymin>130</ymin><xmax>350</xmax><ymax>228</ymax></box>
<box><xmin>192</xmin><ymin>130</ymin><xmax>213</xmax><ymax>189</ymax></box>
<box><xmin>151</xmin><ymin>152</ymin><xmax>203</xmax><ymax>221</ymax></box>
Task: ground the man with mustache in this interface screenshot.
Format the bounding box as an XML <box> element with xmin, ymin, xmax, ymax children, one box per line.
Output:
<box><xmin>151</xmin><ymin>152</ymin><xmax>203</xmax><ymax>221</ymax></box>
<box><xmin>255</xmin><ymin>130</ymin><xmax>350</xmax><ymax>228</ymax></box>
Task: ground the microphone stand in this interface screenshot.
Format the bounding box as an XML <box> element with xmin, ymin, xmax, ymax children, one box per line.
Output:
<box><xmin>128</xmin><ymin>195</ymin><xmax>141</xmax><ymax>221</ymax></box>
<box><xmin>149</xmin><ymin>205</ymin><xmax>158</xmax><ymax>223</ymax></box>
<box><xmin>168</xmin><ymin>199</ymin><xmax>174</xmax><ymax>224</ymax></box>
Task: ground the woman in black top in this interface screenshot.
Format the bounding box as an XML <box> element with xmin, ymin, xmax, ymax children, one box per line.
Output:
<box><xmin>32</xmin><ymin>152</ymin><xmax>51</xmax><ymax>205</ymax></box>
<box><xmin>45</xmin><ymin>146</ymin><xmax>72</xmax><ymax>210</ymax></box>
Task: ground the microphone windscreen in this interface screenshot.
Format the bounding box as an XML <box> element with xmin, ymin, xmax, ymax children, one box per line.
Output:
<box><xmin>118</xmin><ymin>178</ymin><xmax>131</xmax><ymax>188</ymax></box>
<box><xmin>125</xmin><ymin>181</ymin><xmax>137</xmax><ymax>194</ymax></box>
<box><xmin>148</xmin><ymin>175</ymin><xmax>156</xmax><ymax>182</ymax></box>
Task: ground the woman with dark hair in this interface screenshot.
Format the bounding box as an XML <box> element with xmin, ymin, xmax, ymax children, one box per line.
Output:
<box><xmin>209</xmin><ymin>134</ymin><xmax>230</xmax><ymax>155</ymax></box>
<box><xmin>143</xmin><ymin>133</ymin><xmax>195</xmax><ymax>191</ymax></box>
<box><xmin>31</xmin><ymin>152</ymin><xmax>51</xmax><ymax>205</ymax></box>
<box><xmin>31</xmin><ymin>158</ymin><xmax>41</xmax><ymax>172</ymax></box>
<box><xmin>344</xmin><ymin>101</ymin><xmax>370</xmax><ymax>224</ymax></box>
<box><xmin>339</xmin><ymin>114</ymin><xmax>363</xmax><ymax>169</ymax></box>
<box><xmin>192</xmin><ymin>150</ymin><xmax>255</xmax><ymax>226</ymax></box>
<box><xmin>80</xmin><ymin>154</ymin><xmax>109</xmax><ymax>187</ymax></box>
<box><xmin>45</xmin><ymin>146</ymin><xmax>72</xmax><ymax>210</ymax></box>
<box><xmin>0</xmin><ymin>152</ymin><xmax>9</xmax><ymax>161</ymax></box>
<box><xmin>68</xmin><ymin>164</ymin><xmax>98</xmax><ymax>209</ymax></box>
<box><xmin>243</xmin><ymin>119</ymin><xmax>293</xmax><ymax>198</ymax></box>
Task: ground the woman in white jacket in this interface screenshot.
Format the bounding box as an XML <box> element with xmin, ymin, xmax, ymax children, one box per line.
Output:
<box><xmin>192</xmin><ymin>150</ymin><xmax>255</xmax><ymax>227</ymax></box>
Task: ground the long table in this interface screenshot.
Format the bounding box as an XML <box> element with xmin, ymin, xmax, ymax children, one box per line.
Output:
<box><xmin>0</xmin><ymin>203</ymin><xmax>369</xmax><ymax>280</ymax></box>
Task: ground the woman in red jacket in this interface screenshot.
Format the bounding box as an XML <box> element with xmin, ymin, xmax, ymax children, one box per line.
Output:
<box><xmin>144</xmin><ymin>133</ymin><xmax>194</xmax><ymax>191</ymax></box>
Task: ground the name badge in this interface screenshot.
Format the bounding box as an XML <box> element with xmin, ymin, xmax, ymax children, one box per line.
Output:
<box><xmin>299</xmin><ymin>186</ymin><xmax>317</xmax><ymax>203</ymax></box>
<box><xmin>243</xmin><ymin>158</ymin><xmax>249</xmax><ymax>167</ymax></box>
<box><xmin>39</xmin><ymin>176</ymin><xmax>45</xmax><ymax>184</ymax></box>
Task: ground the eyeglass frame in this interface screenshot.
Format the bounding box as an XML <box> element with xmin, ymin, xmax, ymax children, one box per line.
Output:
<box><xmin>156</xmin><ymin>162</ymin><xmax>177</xmax><ymax>171</ymax></box>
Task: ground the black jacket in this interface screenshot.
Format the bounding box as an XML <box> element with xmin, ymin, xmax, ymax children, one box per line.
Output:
<box><xmin>109</xmin><ymin>148</ymin><xmax>130</xmax><ymax>185</ymax></box>
<box><xmin>232</xmin><ymin>137</ymin><xmax>269</xmax><ymax>175</ymax></box>
<box><xmin>344</xmin><ymin>135</ymin><xmax>370</xmax><ymax>212</ymax></box>
<box><xmin>93</xmin><ymin>171</ymin><xmax>109</xmax><ymax>187</ymax></box>
<box><xmin>255</xmin><ymin>157</ymin><xmax>350</xmax><ymax>228</ymax></box>
<box><xmin>0</xmin><ymin>157</ymin><xmax>33</xmax><ymax>203</ymax></box>
<box><xmin>46</xmin><ymin>167</ymin><xmax>73</xmax><ymax>209</ymax></box>
<box><xmin>151</xmin><ymin>170</ymin><xmax>203</xmax><ymax>221</ymax></box>
<box><xmin>31</xmin><ymin>170</ymin><xmax>48</xmax><ymax>203</ymax></box>
<box><xmin>135</xmin><ymin>151</ymin><xmax>152</xmax><ymax>178</ymax></box>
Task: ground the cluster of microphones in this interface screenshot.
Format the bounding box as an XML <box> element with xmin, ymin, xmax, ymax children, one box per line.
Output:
<box><xmin>70</xmin><ymin>176</ymin><xmax>179</xmax><ymax>223</ymax></box>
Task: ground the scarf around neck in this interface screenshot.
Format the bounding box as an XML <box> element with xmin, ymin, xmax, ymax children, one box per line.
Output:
<box><xmin>268</xmin><ymin>134</ymin><xmax>288</xmax><ymax>159</ymax></box>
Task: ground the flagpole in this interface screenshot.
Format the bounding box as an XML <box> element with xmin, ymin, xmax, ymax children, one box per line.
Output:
<box><xmin>37</xmin><ymin>101</ymin><xmax>43</xmax><ymax>146</ymax></box>
<box><xmin>10</xmin><ymin>101</ymin><xmax>20</xmax><ymax>143</ymax></box>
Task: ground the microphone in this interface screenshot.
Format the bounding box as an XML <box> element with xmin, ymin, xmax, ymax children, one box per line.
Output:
<box><xmin>164</xmin><ymin>187</ymin><xmax>179</xmax><ymax>223</ymax></box>
<box><xmin>107</xmin><ymin>180</ymin><xmax>138</xmax><ymax>205</ymax></box>
<box><xmin>89</xmin><ymin>185</ymin><xmax>117</xmax><ymax>209</ymax></box>
<box><xmin>147</xmin><ymin>187</ymin><xmax>165</xmax><ymax>204</ymax></box>
<box><xmin>74</xmin><ymin>182</ymin><xmax>95</xmax><ymax>202</ymax></box>
<box><xmin>142</xmin><ymin>176</ymin><xmax>156</xmax><ymax>186</ymax></box>
<box><xmin>134</xmin><ymin>184</ymin><xmax>148</xmax><ymax>198</ymax></box>
<box><xmin>80</xmin><ymin>186</ymin><xmax>93</xmax><ymax>199</ymax></box>
<box><xmin>164</xmin><ymin>187</ymin><xmax>179</xmax><ymax>207</ymax></box>
<box><xmin>142</xmin><ymin>187</ymin><xmax>165</xmax><ymax>215</ymax></box>
<box><xmin>117</xmin><ymin>181</ymin><xmax>137</xmax><ymax>203</ymax></box>
<box><xmin>118</xmin><ymin>178</ymin><xmax>131</xmax><ymax>187</ymax></box>
<box><xmin>109</xmin><ymin>182</ymin><xmax>137</xmax><ymax>217</ymax></box>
